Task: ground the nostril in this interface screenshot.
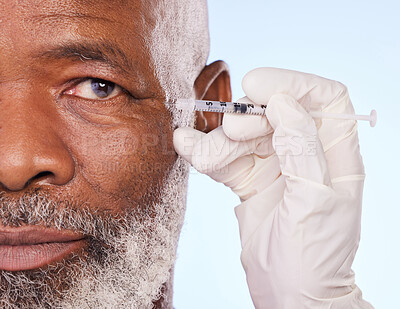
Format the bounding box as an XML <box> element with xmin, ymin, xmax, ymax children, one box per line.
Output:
<box><xmin>24</xmin><ymin>171</ymin><xmax>54</xmax><ymax>187</ymax></box>
<box><xmin>36</xmin><ymin>171</ymin><xmax>54</xmax><ymax>179</ymax></box>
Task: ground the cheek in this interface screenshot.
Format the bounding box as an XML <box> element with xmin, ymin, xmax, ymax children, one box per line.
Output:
<box><xmin>65</xmin><ymin>115</ymin><xmax>176</xmax><ymax>212</ymax></box>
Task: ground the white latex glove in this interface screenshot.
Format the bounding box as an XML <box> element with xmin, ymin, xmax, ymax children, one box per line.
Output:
<box><xmin>173</xmin><ymin>68</ymin><xmax>374</xmax><ymax>309</ymax></box>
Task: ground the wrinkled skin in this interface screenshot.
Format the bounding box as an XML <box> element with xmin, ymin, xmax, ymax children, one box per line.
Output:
<box><xmin>0</xmin><ymin>1</ymin><xmax>176</xmax><ymax>306</ymax></box>
<box><xmin>0</xmin><ymin>0</ymin><xmax>173</xmax><ymax>213</ymax></box>
<box><xmin>0</xmin><ymin>0</ymin><xmax>231</xmax><ymax>307</ymax></box>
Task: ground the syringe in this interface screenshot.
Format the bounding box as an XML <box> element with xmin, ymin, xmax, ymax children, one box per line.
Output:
<box><xmin>174</xmin><ymin>99</ymin><xmax>377</xmax><ymax>127</ymax></box>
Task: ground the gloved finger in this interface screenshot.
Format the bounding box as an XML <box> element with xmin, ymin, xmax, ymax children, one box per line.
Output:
<box><xmin>174</xmin><ymin>126</ymin><xmax>275</xmax><ymax>185</ymax></box>
<box><xmin>173</xmin><ymin>127</ymin><xmax>205</xmax><ymax>163</ymax></box>
<box><xmin>227</xmin><ymin>154</ymin><xmax>282</xmax><ymax>200</ymax></box>
<box><xmin>222</xmin><ymin>96</ymin><xmax>273</xmax><ymax>141</ymax></box>
<box><xmin>190</xmin><ymin>126</ymin><xmax>273</xmax><ymax>173</ymax></box>
<box><xmin>324</xmin><ymin>128</ymin><xmax>365</xmax><ymax>181</ymax></box>
<box><xmin>242</xmin><ymin>67</ymin><xmax>356</xmax><ymax>151</ymax></box>
<box><xmin>242</xmin><ymin>67</ymin><xmax>349</xmax><ymax>112</ymax></box>
<box><xmin>266</xmin><ymin>93</ymin><xmax>331</xmax><ymax>186</ymax></box>
<box><xmin>174</xmin><ymin>125</ymin><xmax>273</xmax><ymax>169</ymax></box>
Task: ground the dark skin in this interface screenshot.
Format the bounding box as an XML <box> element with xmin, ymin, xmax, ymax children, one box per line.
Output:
<box><xmin>0</xmin><ymin>0</ymin><xmax>231</xmax><ymax>306</ymax></box>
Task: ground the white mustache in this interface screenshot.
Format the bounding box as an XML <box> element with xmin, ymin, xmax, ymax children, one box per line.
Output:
<box><xmin>0</xmin><ymin>190</ymin><xmax>127</xmax><ymax>242</ymax></box>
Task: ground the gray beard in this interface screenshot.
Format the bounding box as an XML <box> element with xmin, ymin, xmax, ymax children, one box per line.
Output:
<box><xmin>0</xmin><ymin>157</ymin><xmax>190</xmax><ymax>309</ymax></box>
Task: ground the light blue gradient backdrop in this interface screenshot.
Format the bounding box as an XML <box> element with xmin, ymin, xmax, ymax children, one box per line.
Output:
<box><xmin>174</xmin><ymin>1</ymin><xmax>400</xmax><ymax>308</ymax></box>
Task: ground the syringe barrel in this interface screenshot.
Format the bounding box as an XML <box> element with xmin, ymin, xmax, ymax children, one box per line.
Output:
<box><xmin>176</xmin><ymin>99</ymin><xmax>266</xmax><ymax>115</ymax></box>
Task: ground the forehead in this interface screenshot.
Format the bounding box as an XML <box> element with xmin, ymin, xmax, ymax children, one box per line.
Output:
<box><xmin>0</xmin><ymin>0</ymin><xmax>160</xmax><ymax>81</ymax></box>
<box><xmin>0</xmin><ymin>0</ymin><xmax>151</xmax><ymax>43</ymax></box>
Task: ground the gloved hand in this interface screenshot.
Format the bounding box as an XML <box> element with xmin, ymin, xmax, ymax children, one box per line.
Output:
<box><xmin>173</xmin><ymin>68</ymin><xmax>374</xmax><ymax>309</ymax></box>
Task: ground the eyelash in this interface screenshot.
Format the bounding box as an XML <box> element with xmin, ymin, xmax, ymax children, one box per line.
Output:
<box><xmin>63</xmin><ymin>77</ymin><xmax>130</xmax><ymax>101</ymax></box>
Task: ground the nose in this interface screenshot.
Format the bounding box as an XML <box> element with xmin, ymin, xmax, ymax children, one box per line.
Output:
<box><xmin>0</xmin><ymin>102</ymin><xmax>75</xmax><ymax>192</ymax></box>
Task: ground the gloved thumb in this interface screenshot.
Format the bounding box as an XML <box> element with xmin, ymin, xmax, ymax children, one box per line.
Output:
<box><xmin>173</xmin><ymin>127</ymin><xmax>205</xmax><ymax>165</ymax></box>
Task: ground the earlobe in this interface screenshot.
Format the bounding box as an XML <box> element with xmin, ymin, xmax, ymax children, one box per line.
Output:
<box><xmin>193</xmin><ymin>60</ymin><xmax>232</xmax><ymax>132</ymax></box>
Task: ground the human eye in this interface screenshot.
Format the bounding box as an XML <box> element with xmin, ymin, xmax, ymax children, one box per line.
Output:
<box><xmin>64</xmin><ymin>78</ymin><xmax>123</xmax><ymax>100</ymax></box>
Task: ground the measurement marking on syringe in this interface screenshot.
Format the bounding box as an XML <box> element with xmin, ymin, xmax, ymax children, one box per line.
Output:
<box><xmin>173</xmin><ymin>99</ymin><xmax>377</xmax><ymax>127</ymax></box>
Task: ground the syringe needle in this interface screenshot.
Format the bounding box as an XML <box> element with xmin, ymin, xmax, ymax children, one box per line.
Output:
<box><xmin>309</xmin><ymin>109</ymin><xmax>377</xmax><ymax>127</ymax></box>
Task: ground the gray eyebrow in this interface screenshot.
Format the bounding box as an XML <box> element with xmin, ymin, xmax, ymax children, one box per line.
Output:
<box><xmin>34</xmin><ymin>41</ymin><xmax>132</xmax><ymax>76</ymax></box>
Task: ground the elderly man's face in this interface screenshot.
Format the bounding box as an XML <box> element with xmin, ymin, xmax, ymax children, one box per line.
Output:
<box><xmin>0</xmin><ymin>0</ymin><xmax>174</xmax><ymax>205</ymax></box>
<box><xmin>0</xmin><ymin>0</ymin><xmax>223</xmax><ymax>307</ymax></box>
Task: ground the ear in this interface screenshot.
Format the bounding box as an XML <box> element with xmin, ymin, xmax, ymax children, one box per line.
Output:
<box><xmin>193</xmin><ymin>60</ymin><xmax>232</xmax><ymax>132</ymax></box>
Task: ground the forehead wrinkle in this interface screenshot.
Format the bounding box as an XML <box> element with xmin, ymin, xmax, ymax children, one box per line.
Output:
<box><xmin>33</xmin><ymin>41</ymin><xmax>134</xmax><ymax>76</ymax></box>
<box><xmin>27</xmin><ymin>12</ymin><xmax>126</xmax><ymax>27</ymax></box>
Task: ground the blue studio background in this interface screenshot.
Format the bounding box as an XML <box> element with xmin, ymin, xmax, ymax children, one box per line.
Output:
<box><xmin>174</xmin><ymin>1</ymin><xmax>400</xmax><ymax>308</ymax></box>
